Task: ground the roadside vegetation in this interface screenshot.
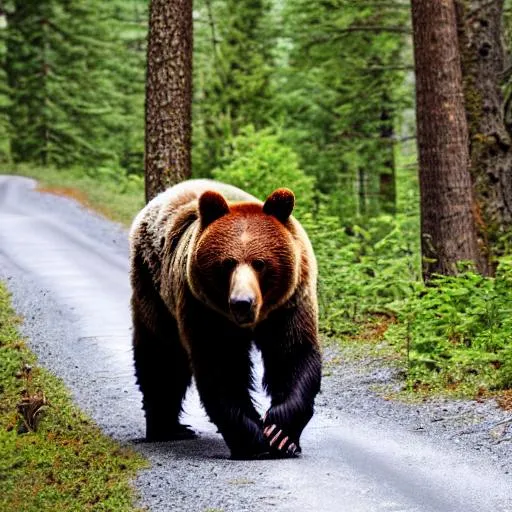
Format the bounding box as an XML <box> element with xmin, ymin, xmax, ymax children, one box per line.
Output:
<box><xmin>6</xmin><ymin>129</ymin><xmax>512</xmax><ymax>402</ymax></box>
<box><xmin>0</xmin><ymin>282</ymin><xmax>146</xmax><ymax>511</ymax></box>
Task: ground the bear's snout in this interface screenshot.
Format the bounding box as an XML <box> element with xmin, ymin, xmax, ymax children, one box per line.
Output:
<box><xmin>229</xmin><ymin>264</ymin><xmax>261</xmax><ymax>326</ymax></box>
<box><xmin>229</xmin><ymin>296</ymin><xmax>256</xmax><ymax>325</ymax></box>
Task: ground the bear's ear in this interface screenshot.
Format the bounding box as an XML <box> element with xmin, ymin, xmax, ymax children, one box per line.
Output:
<box><xmin>199</xmin><ymin>191</ymin><xmax>230</xmax><ymax>228</ymax></box>
<box><xmin>263</xmin><ymin>188</ymin><xmax>295</xmax><ymax>223</ymax></box>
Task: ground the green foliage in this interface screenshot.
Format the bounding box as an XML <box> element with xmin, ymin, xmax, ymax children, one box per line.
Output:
<box><xmin>193</xmin><ymin>0</ymin><xmax>276</xmax><ymax>177</ymax></box>
<box><xmin>3</xmin><ymin>0</ymin><xmax>144</xmax><ymax>173</ymax></box>
<box><xmin>0</xmin><ymin>16</ymin><xmax>11</xmax><ymax>163</ymax></box>
<box><xmin>0</xmin><ymin>282</ymin><xmax>146</xmax><ymax>511</ymax></box>
<box><xmin>386</xmin><ymin>260</ymin><xmax>512</xmax><ymax>393</ymax></box>
<box><xmin>500</xmin><ymin>346</ymin><xmax>512</xmax><ymax>388</ymax></box>
<box><xmin>211</xmin><ymin>126</ymin><xmax>316</xmax><ymax>212</ymax></box>
<box><xmin>304</xmin><ymin>211</ymin><xmax>420</xmax><ymax>335</ymax></box>
<box><xmin>279</xmin><ymin>0</ymin><xmax>412</xmax><ymax>218</ymax></box>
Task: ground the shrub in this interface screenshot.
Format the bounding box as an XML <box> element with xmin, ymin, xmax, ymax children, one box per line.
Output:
<box><xmin>211</xmin><ymin>125</ymin><xmax>316</xmax><ymax>215</ymax></box>
<box><xmin>303</xmin><ymin>210</ymin><xmax>420</xmax><ymax>335</ymax></box>
<box><xmin>387</xmin><ymin>258</ymin><xmax>512</xmax><ymax>392</ymax></box>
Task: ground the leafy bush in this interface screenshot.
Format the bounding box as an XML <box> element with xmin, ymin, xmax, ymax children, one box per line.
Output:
<box><xmin>211</xmin><ymin>125</ymin><xmax>316</xmax><ymax>215</ymax></box>
<box><xmin>387</xmin><ymin>259</ymin><xmax>512</xmax><ymax>392</ymax></box>
<box><xmin>303</xmin><ymin>210</ymin><xmax>420</xmax><ymax>335</ymax></box>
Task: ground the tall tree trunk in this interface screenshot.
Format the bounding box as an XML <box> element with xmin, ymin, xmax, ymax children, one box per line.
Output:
<box><xmin>411</xmin><ymin>0</ymin><xmax>484</xmax><ymax>279</ymax></box>
<box><xmin>145</xmin><ymin>0</ymin><xmax>193</xmax><ymax>202</ymax></box>
<box><xmin>379</xmin><ymin>106</ymin><xmax>396</xmax><ymax>215</ymax></box>
<box><xmin>358</xmin><ymin>168</ymin><xmax>367</xmax><ymax>217</ymax></box>
<box><xmin>455</xmin><ymin>0</ymin><xmax>512</xmax><ymax>266</ymax></box>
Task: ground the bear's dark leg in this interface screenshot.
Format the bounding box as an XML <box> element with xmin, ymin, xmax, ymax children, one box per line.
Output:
<box><xmin>255</xmin><ymin>302</ymin><xmax>322</xmax><ymax>457</ymax></box>
<box><xmin>131</xmin><ymin>251</ymin><xmax>194</xmax><ymax>441</ymax></box>
<box><xmin>133</xmin><ymin>311</ymin><xmax>195</xmax><ymax>441</ymax></box>
<box><xmin>181</xmin><ymin>300</ymin><xmax>268</xmax><ymax>459</ymax></box>
<box><xmin>194</xmin><ymin>348</ymin><xmax>268</xmax><ymax>459</ymax></box>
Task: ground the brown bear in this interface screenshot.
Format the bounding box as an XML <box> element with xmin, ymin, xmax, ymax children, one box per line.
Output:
<box><xmin>129</xmin><ymin>179</ymin><xmax>321</xmax><ymax>459</ymax></box>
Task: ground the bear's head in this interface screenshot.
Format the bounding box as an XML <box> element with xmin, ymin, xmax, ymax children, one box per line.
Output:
<box><xmin>189</xmin><ymin>188</ymin><xmax>300</xmax><ymax>327</ymax></box>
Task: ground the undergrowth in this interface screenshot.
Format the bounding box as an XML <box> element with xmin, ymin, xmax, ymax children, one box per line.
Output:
<box><xmin>386</xmin><ymin>259</ymin><xmax>512</xmax><ymax>395</ymax></box>
<box><xmin>3</xmin><ymin>131</ymin><xmax>512</xmax><ymax>399</ymax></box>
<box><xmin>0</xmin><ymin>283</ymin><xmax>146</xmax><ymax>511</ymax></box>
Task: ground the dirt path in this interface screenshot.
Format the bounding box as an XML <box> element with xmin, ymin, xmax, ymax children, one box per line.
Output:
<box><xmin>0</xmin><ymin>175</ymin><xmax>510</xmax><ymax>512</ymax></box>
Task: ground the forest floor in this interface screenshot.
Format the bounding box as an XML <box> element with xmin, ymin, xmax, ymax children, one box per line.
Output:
<box><xmin>0</xmin><ymin>172</ymin><xmax>511</xmax><ymax>511</ymax></box>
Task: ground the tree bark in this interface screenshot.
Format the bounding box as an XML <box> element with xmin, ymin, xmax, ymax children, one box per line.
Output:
<box><xmin>411</xmin><ymin>0</ymin><xmax>484</xmax><ymax>279</ymax></box>
<box><xmin>358</xmin><ymin>168</ymin><xmax>367</xmax><ymax>216</ymax></box>
<box><xmin>455</xmin><ymin>0</ymin><xmax>512</xmax><ymax>266</ymax></box>
<box><xmin>378</xmin><ymin>106</ymin><xmax>396</xmax><ymax>215</ymax></box>
<box><xmin>145</xmin><ymin>0</ymin><xmax>193</xmax><ymax>202</ymax></box>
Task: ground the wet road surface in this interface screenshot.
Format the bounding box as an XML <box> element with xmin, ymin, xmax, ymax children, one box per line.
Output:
<box><xmin>0</xmin><ymin>175</ymin><xmax>510</xmax><ymax>512</ymax></box>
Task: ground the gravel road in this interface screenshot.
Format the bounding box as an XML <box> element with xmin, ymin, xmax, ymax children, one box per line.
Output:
<box><xmin>0</xmin><ymin>175</ymin><xmax>511</xmax><ymax>512</ymax></box>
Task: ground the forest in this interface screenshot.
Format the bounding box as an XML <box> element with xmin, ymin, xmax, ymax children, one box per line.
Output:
<box><xmin>1</xmin><ymin>0</ymin><xmax>512</xmax><ymax>398</ymax></box>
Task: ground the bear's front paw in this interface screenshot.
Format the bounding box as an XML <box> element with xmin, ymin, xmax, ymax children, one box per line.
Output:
<box><xmin>262</xmin><ymin>423</ymin><xmax>301</xmax><ymax>457</ymax></box>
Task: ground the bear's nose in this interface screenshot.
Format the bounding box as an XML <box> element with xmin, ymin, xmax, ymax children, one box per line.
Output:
<box><xmin>229</xmin><ymin>296</ymin><xmax>255</xmax><ymax>325</ymax></box>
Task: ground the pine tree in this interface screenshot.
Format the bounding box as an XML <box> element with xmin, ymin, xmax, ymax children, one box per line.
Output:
<box><xmin>281</xmin><ymin>0</ymin><xmax>411</xmax><ymax>218</ymax></box>
<box><xmin>108</xmin><ymin>0</ymin><xmax>147</xmax><ymax>175</ymax></box>
<box><xmin>4</xmin><ymin>0</ymin><xmax>143</xmax><ymax>171</ymax></box>
<box><xmin>456</xmin><ymin>0</ymin><xmax>512</xmax><ymax>264</ymax></box>
<box><xmin>0</xmin><ymin>4</ymin><xmax>12</xmax><ymax>162</ymax></box>
<box><xmin>145</xmin><ymin>0</ymin><xmax>193</xmax><ymax>201</ymax></box>
<box><xmin>193</xmin><ymin>0</ymin><xmax>275</xmax><ymax>177</ymax></box>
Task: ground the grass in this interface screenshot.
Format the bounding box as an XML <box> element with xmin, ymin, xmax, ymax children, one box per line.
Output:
<box><xmin>0</xmin><ymin>282</ymin><xmax>147</xmax><ymax>512</ymax></box>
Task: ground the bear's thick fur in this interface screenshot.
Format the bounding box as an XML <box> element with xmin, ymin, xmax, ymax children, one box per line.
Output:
<box><xmin>129</xmin><ymin>179</ymin><xmax>321</xmax><ymax>459</ymax></box>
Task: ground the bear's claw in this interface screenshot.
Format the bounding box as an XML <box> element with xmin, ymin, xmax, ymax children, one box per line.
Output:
<box><xmin>263</xmin><ymin>423</ymin><xmax>301</xmax><ymax>457</ymax></box>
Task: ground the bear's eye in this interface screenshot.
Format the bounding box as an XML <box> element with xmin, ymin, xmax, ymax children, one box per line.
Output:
<box><xmin>251</xmin><ymin>259</ymin><xmax>266</xmax><ymax>272</ymax></box>
<box><xmin>221</xmin><ymin>258</ymin><xmax>237</xmax><ymax>272</ymax></box>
